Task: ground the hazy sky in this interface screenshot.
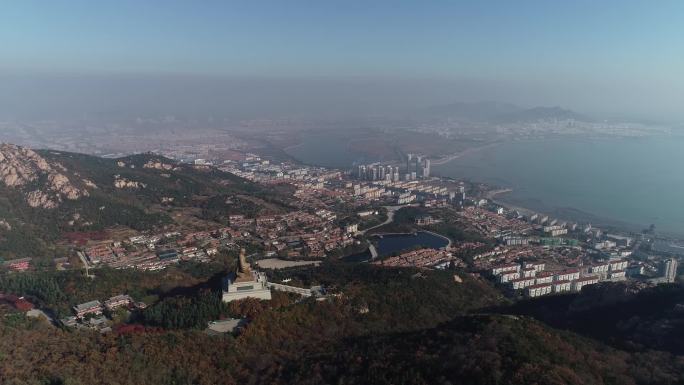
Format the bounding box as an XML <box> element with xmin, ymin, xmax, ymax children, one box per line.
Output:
<box><xmin>1</xmin><ymin>0</ymin><xmax>683</xmax><ymax>121</ymax></box>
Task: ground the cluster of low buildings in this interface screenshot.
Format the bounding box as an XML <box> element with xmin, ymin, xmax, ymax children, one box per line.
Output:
<box><xmin>225</xmin><ymin>155</ymin><xmax>462</xmax><ymax>208</ymax></box>
<box><xmin>215</xmin><ymin>153</ymin><xmax>467</xmax><ymax>222</ymax></box>
<box><xmin>62</xmin><ymin>294</ymin><xmax>145</xmax><ymax>333</ymax></box>
<box><xmin>462</xmin><ymin>204</ymin><xmax>612</xmax><ymax>249</ymax></box>
<box><xmin>472</xmin><ymin>246</ymin><xmax>539</xmax><ymax>269</ymax></box>
<box><xmin>456</xmin><ymin>202</ymin><xmax>681</xmax><ymax>298</ymax></box>
<box><xmin>489</xmin><ymin>258</ymin><xmax>629</xmax><ymax>298</ymax></box>
<box><xmin>80</xmin><ymin>206</ymin><xmax>363</xmax><ymax>269</ymax></box>
<box><xmin>460</xmin><ymin>207</ymin><xmax>534</xmax><ymax>237</ymax></box>
<box><xmin>374</xmin><ymin>248</ymin><xmax>463</xmax><ymax>269</ymax></box>
<box><xmin>468</xmin><ymin>202</ymin><xmax>683</xmax><ymax>299</ymax></box>
<box><xmin>82</xmin><ymin>229</ymin><xmax>221</xmax><ymax>270</ymax></box>
<box><xmin>229</xmin><ymin>211</ymin><xmax>356</xmax><ymax>258</ymax></box>
<box><xmin>347</xmin><ymin>179</ymin><xmax>461</xmax><ymax>206</ymax></box>
<box><xmin>220</xmin><ymin>156</ymin><xmax>341</xmax><ymax>186</ymax></box>
<box><xmin>1</xmin><ymin>257</ymin><xmax>32</xmax><ymax>272</ymax></box>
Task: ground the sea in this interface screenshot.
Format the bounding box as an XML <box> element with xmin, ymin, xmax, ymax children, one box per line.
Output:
<box><xmin>286</xmin><ymin>133</ymin><xmax>684</xmax><ymax>238</ymax></box>
<box><xmin>433</xmin><ymin>135</ymin><xmax>684</xmax><ymax>237</ymax></box>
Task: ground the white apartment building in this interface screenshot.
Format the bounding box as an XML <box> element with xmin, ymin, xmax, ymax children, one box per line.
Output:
<box><xmin>554</xmin><ymin>269</ymin><xmax>580</xmax><ymax>282</ymax></box>
<box><xmin>572</xmin><ymin>276</ymin><xmax>600</xmax><ymax>292</ymax></box>
<box><xmin>491</xmin><ymin>264</ymin><xmax>520</xmax><ymax>276</ymax></box>
<box><xmin>526</xmin><ymin>284</ymin><xmax>553</xmax><ymax>297</ymax></box>
<box><xmin>510</xmin><ymin>277</ymin><xmax>536</xmax><ymax>290</ymax></box>
<box><xmin>499</xmin><ymin>271</ymin><xmax>521</xmax><ymax>283</ymax></box>
<box><xmin>552</xmin><ymin>280</ymin><xmax>572</xmax><ymax>293</ymax></box>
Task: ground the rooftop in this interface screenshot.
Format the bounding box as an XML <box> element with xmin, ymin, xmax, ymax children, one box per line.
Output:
<box><xmin>74</xmin><ymin>300</ymin><xmax>102</xmax><ymax>311</ymax></box>
<box><xmin>576</xmin><ymin>276</ymin><xmax>599</xmax><ymax>282</ymax></box>
<box><xmin>510</xmin><ymin>277</ymin><xmax>535</xmax><ymax>283</ymax></box>
<box><xmin>527</xmin><ymin>283</ymin><xmax>553</xmax><ymax>290</ymax></box>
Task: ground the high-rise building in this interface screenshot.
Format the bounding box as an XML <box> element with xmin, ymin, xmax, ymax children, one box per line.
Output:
<box><xmin>406</xmin><ymin>153</ymin><xmax>414</xmax><ymax>174</ymax></box>
<box><xmin>661</xmin><ymin>258</ymin><xmax>678</xmax><ymax>283</ymax></box>
<box><xmin>357</xmin><ymin>165</ymin><xmax>367</xmax><ymax>180</ymax></box>
<box><xmin>378</xmin><ymin>166</ymin><xmax>386</xmax><ymax>180</ymax></box>
<box><xmin>422</xmin><ymin>158</ymin><xmax>431</xmax><ymax>178</ymax></box>
<box><xmin>406</xmin><ymin>154</ymin><xmax>431</xmax><ymax>179</ymax></box>
<box><xmin>415</xmin><ymin>155</ymin><xmax>423</xmax><ymax>168</ymax></box>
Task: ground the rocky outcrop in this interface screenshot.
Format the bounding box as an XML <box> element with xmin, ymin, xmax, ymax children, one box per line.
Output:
<box><xmin>0</xmin><ymin>143</ymin><xmax>90</xmax><ymax>209</ymax></box>
<box><xmin>82</xmin><ymin>179</ymin><xmax>98</xmax><ymax>189</ymax></box>
<box><xmin>143</xmin><ymin>160</ymin><xmax>174</xmax><ymax>170</ymax></box>
<box><xmin>0</xmin><ymin>219</ymin><xmax>11</xmax><ymax>231</ymax></box>
<box><xmin>26</xmin><ymin>190</ymin><xmax>58</xmax><ymax>209</ymax></box>
<box><xmin>0</xmin><ymin>144</ymin><xmax>48</xmax><ymax>187</ymax></box>
<box><xmin>114</xmin><ymin>175</ymin><xmax>146</xmax><ymax>189</ymax></box>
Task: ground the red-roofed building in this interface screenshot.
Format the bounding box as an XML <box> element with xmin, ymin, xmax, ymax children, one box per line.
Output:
<box><xmin>0</xmin><ymin>294</ymin><xmax>34</xmax><ymax>311</ymax></box>
<box><xmin>3</xmin><ymin>258</ymin><xmax>32</xmax><ymax>272</ymax></box>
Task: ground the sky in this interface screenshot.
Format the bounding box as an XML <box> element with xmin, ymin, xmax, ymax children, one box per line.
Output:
<box><xmin>1</xmin><ymin>0</ymin><xmax>683</xmax><ymax>121</ymax></box>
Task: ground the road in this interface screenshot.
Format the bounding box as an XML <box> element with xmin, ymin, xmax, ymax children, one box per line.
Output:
<box><xmin>360</xmin><ymin>204</ymin><xmax>420</xmax><ymax>260</ymax></box>
<box><xmin>368</xmin><ymin>243</ymin><xmax>378</xmax><ymax>259</ymax></box>
<box><xmin>77</xmin><ymin>251</ymin><xmax>95</xmax><ymax>278</ymax></box>
<box><xmin>421</xmin><ymin>229</ymin><xmax>453</xmax><ymax>249</ymax></box>
<box><xmin>360</xmin><ymin>204</ymin><xmax>416</xmax><ymax>235</ymax></box>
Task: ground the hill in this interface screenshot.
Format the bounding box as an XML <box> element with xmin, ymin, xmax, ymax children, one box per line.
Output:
<box><xmin>1</xmin><ymin>262</ymin><xmax>683</xmax><ymax>385</ymax></box>
<box><xmin>274</xmin><ymin>314</ymin><xmax>683</xmax><ymax>385</ymax></box>
<box><xmin>0</xmin><ymin>143</ymin><xmax>290</xmax><ymax>259</ymax></box>
<box><xmin>507</xmin><ymin>282</ymin><xmax>684</xmax><ymax>355</ymax></box>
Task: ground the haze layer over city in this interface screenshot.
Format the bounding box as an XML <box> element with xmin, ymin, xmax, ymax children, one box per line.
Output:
<box><xmin>1</xmin><ymin>2</ymin><xmax>684</xmax><ymax>385</ymax></box>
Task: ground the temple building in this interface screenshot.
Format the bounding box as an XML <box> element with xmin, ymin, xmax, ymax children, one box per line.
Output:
<box><xmin>222</xmin><ymin>249</ymin><xmax>272</xmax><ymax>302</ymax></box>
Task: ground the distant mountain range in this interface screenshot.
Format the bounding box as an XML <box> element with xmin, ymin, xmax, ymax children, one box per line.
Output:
<box><xmin>422</xmin><ymin>101</ymin><xmax>591</xmax><ymax>123</ymax></box>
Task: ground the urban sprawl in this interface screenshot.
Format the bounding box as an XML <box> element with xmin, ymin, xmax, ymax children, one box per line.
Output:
<box><xmin>2</xmin><ymin>150</ymin><xmax>680</xmax><ymax>333</ymax></box>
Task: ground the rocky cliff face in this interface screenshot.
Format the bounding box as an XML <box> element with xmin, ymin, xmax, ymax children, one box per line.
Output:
<box><xmin>0</xmin><ymin>143</ymin><xmax>92</xmax><ymax>209</ymax></box>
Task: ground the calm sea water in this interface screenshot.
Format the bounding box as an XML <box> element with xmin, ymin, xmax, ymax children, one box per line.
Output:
<box><xmin>433</xmin><ymin>135</ymin><xmax>684</xmax><ymax>236</ymax></box>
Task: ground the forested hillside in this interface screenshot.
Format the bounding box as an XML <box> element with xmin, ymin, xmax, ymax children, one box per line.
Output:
<box><xmin>2</xmin><ymin>263</ymin><xmax>684</xmax><ymax>385</ymax></box>
<box><xmin>508</xmin><ymin>282</ymin><xmax>684</xmax><ymax>355</ymax></box>
<box><xmin>0</xmin><ymin>145</ymin><xmax>291</xmax><ymax>259</ymax></box>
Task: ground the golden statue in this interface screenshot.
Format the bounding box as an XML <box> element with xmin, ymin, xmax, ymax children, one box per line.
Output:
<box><xmin>238</xmin><ymin>248</ymin><xmax>250</xmax><ymax>274</ymax></box>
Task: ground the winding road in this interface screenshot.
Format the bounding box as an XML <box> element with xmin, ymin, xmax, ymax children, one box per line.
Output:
<box><xmin>359</xmin><ymin>204</ymin><xmax>416</xmax><ymax>235</ymax></box>
<box><xmin>359</xmin><ymin>204</ymin><xmax>427</xmax><ymax>260</ymax></box>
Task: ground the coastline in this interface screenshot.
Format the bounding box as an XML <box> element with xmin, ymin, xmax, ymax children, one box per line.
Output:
<box><xmin>485</xmin><ymin>188</ymin><xmax>660</xmax><ymax>238</ymax></box>
<box><xmin>431</xmin><ymin>142</ymin><xmax>501</xmax><ymax>165</ymax></box>
<box><xmin>434</xmin><ymin>136</ymin><xmax>684</xmax><ymax>241</ymax></box>
<box><xmin>287</xmin><ymin>133</ymin><xmax>684</xmax><ymax>241</ymax></box>
<box><xmin>484</xmin><ymin>189</ymin><xmax>538</xmax><ymax>220</ymax></box>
